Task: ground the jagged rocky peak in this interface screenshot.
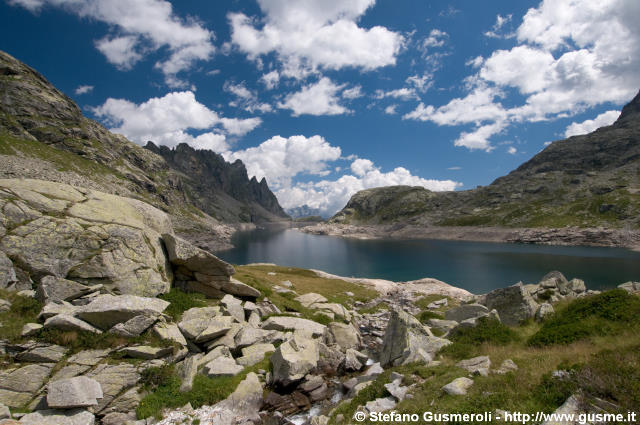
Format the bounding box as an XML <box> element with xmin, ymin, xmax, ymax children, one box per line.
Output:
<box><xmin>145</xmin><ymin>141</ymin><xmax>289</xmax><ymax>222</ymax></box>
<box><xmin>617</xmin><ymin>89</ymin><xmax>640</xmax><ymax>125</ymax></box>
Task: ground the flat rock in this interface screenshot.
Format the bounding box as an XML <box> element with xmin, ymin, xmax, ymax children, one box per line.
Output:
<box><xmin>36</xmin><ymin>276</ymin><xmax>92</xmax><ymax>304</ymax></box>
<box><xmin>76</xmin><ymin>294</ymin><xmax>168</xmax><ymax>330</ymax></box>
<box><xmin>47</xmin><ymin>377</ymin><xmax>103</xmax><ymax>408</ymax></box>
<box><xmin>44</xmin><ymin>314</ymin><xmax>102</xmax><ymax>334</ymax></box>
<box><xmin>384</xmin><ymin>379</ymin><xmax>408</xmax><ymax>401</ymax></box>
<box><xmin>442</xmin><ymin>377</ymin><xmax>474</xmax><ymax>395</ymax></box>
<box><xmin>495</xmin><ymin>359</ymin><xmax>519</xmax><ymax>375</ymax></box>
<box><xmin>294</xmin><ymin>293</ymin><xmax>327</xmax><ymax>307</ymax></box>
<box><xmin>15</xmin><ymin>342</ymin><xmax>67</xmax><ymax>363</ymax></box>
<box><xmin>235</xmin><ymin>327</ymin><xmax>282</xmax><ymax>349</ymax></box>
<box><xmin>151</xmin><ymin>321</ymin><xmax>188</xmax><ymax>346</ymax></box>
<box><xmin>365</xmin><ymin>397</ymin><xmax>397</xmax><ymax>413</ymax></box>
<box><xmin>203</xmin><ymin>356</ymin><xmax>243</xmax><ymax>377</ymax></box>
<box><xmin>163</xmin><ymin>234</ymin><xmax>234</xmax><ymax>277</ymax></box>
<box><xmin>328</xmin><ymin>322</ymin><xmax>361</xmax><ymax>351</ymax></box>
<box><xmin>194</xmin><ymin>316</ymin><xmax>235</xmax><ymax>343</ymax></box>
<box><xmin>18</xmin><ymin>409</ymin><xmax>95</xmax><ymax>425</ymax></box>
<box><xmin>270</xmin><ymin>334</ymin><xmax>319</xmax><ymax>386</ymax></box>
<box><xmin>118</xmin><ymin>345</ymin><xmax>173</xmax><ymax>360</ymax></box>
<box><xmin>237</xmin><ymin>343</ymin><xmax>275</xmax><ymax>367</ymax></box>
<box><xmin>38</xmin><ymin>301</ymin><xmax>77</xmax><ymax>320</ymax></box>
<box><xmin>456</xmin><ymin>356</ymin><xmax>491</xmax><ymax>376</ymax></box>
<box><xmin>0</xmin><ymin>364</ymin><xmax>53</xmax><ymax>406</ymax></box>
<box><xmin>261</xmin><ymin>316</ymin><xmax>326</xmax><ymax>338</ymax></box>
<box><xmin>67</xmin><ymin>349</ymin><xmax>111</xmax><ymax>366</ymax></box>
<box><xmin>20</xmin><ymin>323</ymin><xmax>42</xmax><ymax>337</ymax></box>
<box><xmin>444</xmin><ymin>303</ymin><xmax>489</xmax><ymax>322</ymax></box>
<box><xmin>85</xmin><ymin>363</ymin><xmax>140</xmax><ymax>413</ymax></box>
<box><xmin>108</xmin><ymin>314</ymin><xmax>157</xmax><ymax>337</ymax></box>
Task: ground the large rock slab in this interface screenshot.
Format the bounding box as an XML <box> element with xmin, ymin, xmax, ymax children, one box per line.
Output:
<box><xmin>76</xmin><ymin>294</ymin><xmax>168</xmax><ymax>330</ymax></box>
<box><xmin>44</xmin><ymin>314</ymin><xmax>102</xmax><ymax>334</ymax></box>
<box><xmin>328</xmin><ymin>322</ymin><xmax>361</xmax><ymax>351</ymax></box>
<box><xmin>456</xmin><ymin>356</ymin><xmax>491</xmax><ymax>376</ymax></box>
<box><xmin>444</xmin><ymin>303</ymin><xmax>489</xmax><ymax>322</ymax></box>
<box><xmin>18</xmin><ymin>409</ymin><xmax>95</xmax><ymax>425</ymax></box>
<box><xmin>203</xmin><ymin>356</ymin><xmax>243</xmax><ymax>377</ymax></box>
<box><xmin>380</xmin><ymin>309</ymin><xmax>451</xmax><ymax>367</ymax></box>
<box><xmin>36</xmin><ymin>276</ymin><xmax>93</xmax><ymax>304</ymax></box>
<box><xmin>270</xmin><ymin>334</ymin><xmax>319</xmax><ymax>386</ymax></box>
<box><xmin>0</xmin><ymin>179</ymin><xmax>173</xmax><ymax>297</ymax></box>
<box><xmin>85</xmin><ymin>363</ymin><xmax>140</xmax><ymax>413</ymax></box>
<box><xmin>261</xmin><ymin>316</ymin><xmax>326</xmax><ymax>338</ymax></box>
<box><xmin>0</xmin><ymin>363</ymin><xmax>53</xmax><ymax>407</ymax></box>
<box><xmin>14</xmin><ymin>342</ymin><xmax>67</xmax><ymax>363</ymax></box>
<box><xmin>163</xmin><ymin>234</ymin><xmax>234</xmax><ymax>277</ymax></box>
<box><xmin>47</xmin><ymin>377</ymin><xmax>103</xmax><ymax>408</ymax></box>
<box><xmin>0</xmin><ymin>251</ymin><xmax>17</xmax><ymax>289</ymax></box>
<box><xmin>294</xmin><ymin>293</ymin><xmax>327</xmax><ymax>307</ymax></box>
<box><xmin>483</xmin><ymin>283</ymin><xmax>539</xmax><ymax>326</ymax></box>
<box><xmin>152</xmin><ymin>320</ymin><xmax>188</xmax><ymax>346</ymax></box>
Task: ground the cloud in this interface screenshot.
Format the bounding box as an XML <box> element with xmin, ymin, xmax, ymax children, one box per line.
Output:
<box><xmin>507</xmin><ymin>146</ymin><xmax>517</xmax><ymax>154</ymax></box>
<box><xmin>421</xmin><ymin>29</ymin><xmax>448</xmax><ymax>49</ymax></box>
<box><xmin>228</xmin><ymin>0</ymin><xmax>404</xmax><ymax>77</ymax></box>
<box><xmin>404</xmin><ymin>0</ymin><xmax>640</xmax><ymax>151</ymax></box>
<box><xmin>447</xmin><ymin>166</ymin><xmax>462</xmax><ymax>170</ymax></box>
<box><xmin>278</xmin><ymin>77</ymin><xmax>350</xmax><ymax>116</ymax></box>
<box><xmin>342</xmin><ymin>85</ymin><xmax>364</xmax><ymax>99</ymax></box>
<box><xmin>223</xmin><ymin>135</ymin><xmax>342</xmax><ymax>189</ymax></box>
<box><xmin>564</xmin><ymin>110</ymin><xmax>620</xmax><ymax>137</ymax></box>
<box><xmin>224</xmin><ymin>81</ymin><xmax>273</xmax><ymax>113</ymax></box>
<box><xmin>224</xmin><ymin>133</ymin><xmax>461</xmax><ymax>216</ymax></box>
<box><xmin>74</xmin><ymin>84</ymin><xmax>94</xmax><ymax>95</ymax></box>
<box><xmin>484</xmin><ymin>14</ymin><xmax>515</xmax><ymax>39</ymax></box>
<box><xmin>384</xmin><ymin>105</ymin><xmax>398</xmax><ymax>115</ymax></box>
<box><xmin>92</xmin><ymin>91</ymin><xmax>261</xmax><ymax>151</ymax></box>
<box><xmin>259</xmin><ymin>70</ymin><xmax>280</xmax><ymax>90</ymax></box>
<box><xmin>276</xmin><ymin>157</ymin><xmax>462</xmax><ymax>215</ymax></box>
<box><xmin>9</xmin><ymin>0</ymin><xmax>215</xmax><ymax>87</ymax></box>
<box><xmin>375</xmin><ymin>87</ymin><xmax>418</xmax><ymax>101</ymax></box>
<box><xmin>406</xmin><ymin>73</ymin><xmax>433</xmax><ymax>93</ymax></box>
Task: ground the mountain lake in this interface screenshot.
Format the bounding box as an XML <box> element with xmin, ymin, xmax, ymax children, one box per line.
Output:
<box><xmin>216</xmin><ymin>226</ymin><xmax>640</xmax><ymax>294</ymax></box>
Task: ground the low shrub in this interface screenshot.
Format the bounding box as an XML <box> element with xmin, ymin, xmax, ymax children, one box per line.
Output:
<box><xmin>159</xmin><ymin>288</ymin><xmax>207</xmax><ymax>320</ymax></box>
<box><xmin>528</xmin><ymin>289</ymin><xmax>640</xmax><ymax>346</ymax></box>
<box><xmin>439</xmin><ymin>317</ymin><xmax>520</xmax><ymax>360</ymax></box>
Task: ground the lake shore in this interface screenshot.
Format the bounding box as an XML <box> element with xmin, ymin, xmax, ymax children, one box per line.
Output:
<box><xmin>299</xmin><ymin>222</ymin><xmax>640</xmax><ymax>251</ymax></box>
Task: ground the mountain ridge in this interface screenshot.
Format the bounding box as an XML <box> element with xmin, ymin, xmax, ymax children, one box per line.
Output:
<box><xmin>0</xmin><ymin>50</ymin><xmax>289</xmax><ymax>249</ymax></box>
<box><xmin>322</xmin><ymin>90</ymin><xmax>640</xmax><ymax>245</ymax></box>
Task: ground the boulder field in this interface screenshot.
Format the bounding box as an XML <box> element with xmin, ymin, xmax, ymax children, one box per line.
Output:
<box><xmin>0</xmin><ymin>178</ymin><xmax>629</xmax><ymax>425</ymax></box>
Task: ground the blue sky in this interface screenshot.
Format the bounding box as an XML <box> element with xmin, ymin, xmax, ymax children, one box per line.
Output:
<box><xmin>1</xmin><ymin>0</ymin><xmax>639</xmax><ymax>216</ymax></box>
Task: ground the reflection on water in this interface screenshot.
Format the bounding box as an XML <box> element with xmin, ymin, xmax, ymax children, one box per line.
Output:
<box><xmin>217</xmin><ymin>227</ymin><xmax>640</xmax><ymax>294</ymax></box>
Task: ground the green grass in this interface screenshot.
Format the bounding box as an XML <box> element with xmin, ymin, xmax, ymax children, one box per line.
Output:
<box><xmin>137</xmin><ymin>357</ymin><xmax>271</xmax><ymax>419</ymax></box>
<box><xmin>358</xmin><ymin>302</ymin><xmax>389</xmax><ymax>315</ymax></box>
<box><xmin>418</xmin><ymin>310</ymin><xmax>443</xmax><ymax>324</ymax></box>
<box><xmin>159</xmin><ymin>288</ymin><xmax>208</xmax><ymax>321</ymax></box>
<box><xmin>0</xmin><ymin>290</ymin><xmax>42</xmax><ymax>341</ymax></box>
<box><xmin>35</xmin><ymin>328</ymin><xmax>174</xmax><ymax>354</ymax></box>
<box><xmin>528</xmin><ymin>289</ymin><xmax>640</xmax><ymax>346</ymax></box>
<box><xmin>439</xmin><ymin>317</ymin><xmax>520</xmax><ymax>360</ymax></box>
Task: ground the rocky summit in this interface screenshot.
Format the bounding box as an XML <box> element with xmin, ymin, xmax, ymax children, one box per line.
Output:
<box><xmin>0</xmin><ymin>50</ymin><xmax>288</xmax><ymax>251</ymax></box>
<box><xmin>321</xmin><ymin>91</ymin><xmax>640</xmax><ymax>248</ymax></box>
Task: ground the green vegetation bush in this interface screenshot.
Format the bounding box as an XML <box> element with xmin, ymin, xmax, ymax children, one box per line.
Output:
<box><xmin>418</xmin><ymin>310</ymin><xmax>443</xmax><ymax>324</ymax></box>
<box><xmin>159</xmin><ymin>288</ymin><xmax>207</xmax><ymax>320</ymax></box>
<box><xmin>574</xmin><ymin>344</ymin><xmax>640</xmax><ymax>412</ymax></box>
<box><xmin>0</xmin><ymin>291</ymin><xmax>42</xmax><ymax>340</ymax></box>
<box><xmin>528</xmin><ymin>289</ymin><xmax>640</xmax><ymax>346</ymax></box>
<box><xmin>439</xmin><ymin>317</ymin><xmax>520</xmax><ymax>360</ymax></box>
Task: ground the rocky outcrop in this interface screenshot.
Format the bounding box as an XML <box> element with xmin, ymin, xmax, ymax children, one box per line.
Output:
<box><xmin>481</xmin><ymin>283</ymin><xmax>539</xmax><ymax>326</ymax></box>
<box><xmin>46</xmin><ymin>377</ymin><xmax>103</xmax><ymax>409</ymax></box>
<box><xmin>0</xmin><ymin>179</ymin><xmax>173</xmax><ymax>297</ymax></box>
<box><xmin>145</xmin><ymin>142</ymin><xmax>289</xmax><ymax>223</ymax></box>
<box><xmin>270</xmin><ymin>334</ymin><xmax>319</xmax><ymax>386</ymax></box>
<box><xmin>380</xmin><ymin>309</ymin><xmax>450</xmax><ymax>367</ymax></box>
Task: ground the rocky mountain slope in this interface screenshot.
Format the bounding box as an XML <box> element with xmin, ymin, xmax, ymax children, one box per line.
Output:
<box><xmin>331</xmin><ymin>92</ymin><xmax>640</xmax><ymax>231</ymax></box>
<box><xmin>0</xmin><ymin>50</ymin><xmax>288</xmax><ymax>250</ymax></box>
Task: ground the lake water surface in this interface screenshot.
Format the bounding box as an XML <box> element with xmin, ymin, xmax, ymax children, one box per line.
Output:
<box><xmin>217</xmin><ymin>227</ymin><xmax>640</xmax><ymax>294</ymax></box>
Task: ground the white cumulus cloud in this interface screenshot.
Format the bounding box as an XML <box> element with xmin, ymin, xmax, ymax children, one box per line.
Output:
<box><xmin>404</xmin><ymin>0</ymin><xmax>640</xmax><ymax>152</ymax></box>
<box><xmin>92</xmin><ymin>91</ymin><xmax>261</xmax><ymax>151</ymax></box>
<box><xmin>564</xmin><ymin>110</ymin><xmax>620</xmax><ymax>137</ymax></box>
<box><xmin>9</xmin><ymin>0</ymin><xmax>215</xmax><ymax>87</ymax></box>
<box><xmin>74</xmin><ymin>84</ymin><xmax>94</xmax><ymax>95</ymax></box>
<box><xmin>278</xmin><ymin>77</ymin><xmax>350</xmax><ymax>116</ymax></box>
<box><xmin>228</xmin><ymin>0</ymin><xmax>404</xmax><ymax>77</ymax></box>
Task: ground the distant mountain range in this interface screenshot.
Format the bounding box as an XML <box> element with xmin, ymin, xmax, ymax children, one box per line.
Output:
<box><xmin>331</xmin><ymin>90</ymin><xmax>640</xmax><ymax>230</ymax></box>
<box><xmin>0</xmin><ymin>50</ymin><xmax>289</xmax><ymax>248</ymax></box>
<box><xmin>286</xmin><ymin>205</ymin><xmax>326</xmax><ymax>219</ymax></box>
